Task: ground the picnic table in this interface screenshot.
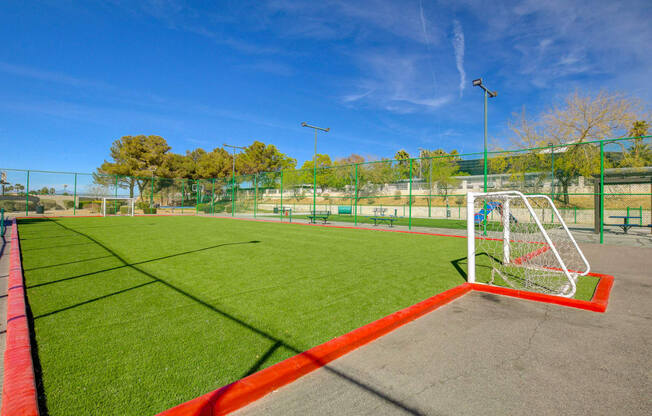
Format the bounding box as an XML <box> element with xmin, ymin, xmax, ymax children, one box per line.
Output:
<box><xmin>307</xmin><ymin>210</ymin><xmax>330</xmax><ymax>224</ymax></box>
<box><xmin>370</xmin><ymin>215</ymin><xmax>398</xmax><ymax>227</ymax></box>
<box><xmin>607</xmin><ymin>215</ymin><xmax>651</xmax><ymax>234</ymax></box>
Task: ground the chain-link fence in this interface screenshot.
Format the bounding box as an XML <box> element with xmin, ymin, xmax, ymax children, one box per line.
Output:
<box><xmin>1</xmin><ymin>135</ymin><xmax>650</xmax><ymax>244</ymax></box>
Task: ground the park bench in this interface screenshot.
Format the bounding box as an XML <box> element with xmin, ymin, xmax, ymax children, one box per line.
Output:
<box><xmin>607</xmin><ymin>215</ymin><xmax>652</xmax><ymax>234</ymax></box>
<box><xmin>307</xmin><ymin>210</ymin><xmax>330</xmax><ymax>224</ymax></box>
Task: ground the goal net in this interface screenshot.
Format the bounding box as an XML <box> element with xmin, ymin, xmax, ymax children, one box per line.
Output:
<box><xmin>467</xmin><ymin>191</ymin><xmax>590</xmax><ymax>298</ymax></box>
<box><xmin>101</xmin><ymin>197</ymin><xmax>135</xmax><ymax>217</ymax></box>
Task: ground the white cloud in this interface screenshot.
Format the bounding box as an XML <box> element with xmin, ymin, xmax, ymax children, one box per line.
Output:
<box><xmin>341</xmin><ymin>51</ymin><xmax>453</xmax><ymax>113</ymax></box>
<box><xmin>452</xmin><ymin>20</ymin><xmax>466</xmax><ymax>98</ymax></box>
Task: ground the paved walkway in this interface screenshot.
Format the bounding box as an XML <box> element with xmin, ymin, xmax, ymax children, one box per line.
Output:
<box><xmin>235</xmin><ymin>243</ymin><xmax>652</xmax><ymax>416</ymax></box>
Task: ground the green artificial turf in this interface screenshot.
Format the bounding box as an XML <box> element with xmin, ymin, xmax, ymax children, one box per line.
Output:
<box><xmin>19</xmin><ymin>216</ymin><xmax>599</xmax><ymax>416</ymax></box>
<box><xmin>19</xmin><ymin>216</ymin><xmax>468</xmax><ymax>416</ymax></box>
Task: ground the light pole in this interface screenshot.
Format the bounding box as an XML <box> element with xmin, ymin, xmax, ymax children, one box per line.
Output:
<box><xmin>224</xmin><ymin>143</ymin><xmax>246</xmax><ymax>216</ymax></box>
<box><xmin>549</xmin><ymin>142</ymin><xmax>555</xmax><ymax>202</ymax></box>
<box><xmin>472</xmin><ymin>78</ymin><xmax>497</xmax><ymax>192</ymax></box>
<box><xmin>301</xmin><ymin>122</ymin><xmax>330</xmax><ymax>219</ymax></box>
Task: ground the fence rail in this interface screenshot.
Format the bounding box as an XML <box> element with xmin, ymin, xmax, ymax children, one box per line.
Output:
<box><xmin>1</xmin><ymin>135</ymin><xmax>650</xmax><ymax>244</ymax></box>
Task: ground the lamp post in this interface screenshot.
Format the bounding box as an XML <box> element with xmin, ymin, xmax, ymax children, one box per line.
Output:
<box><xmin>549</xmin><ymin>142</ymin><xmax>555</xmax><ymax>202</ymax></box>
<box><xmin>301</xmin><ymin>122</ymin><xmax>330</xmax><ymax>219</ymax></box>
<box><xmin>472</xmin><ymin>78</ymin><xmax>497</xmax><ymax>192</ymax></box>
<box><xmin>224</xmin><ymin>143</ymin><xmax>246</xmax><ymax>216</ymax></box>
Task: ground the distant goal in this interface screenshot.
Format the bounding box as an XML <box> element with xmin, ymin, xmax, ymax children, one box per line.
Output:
<box><xmin>101</xmin><ymin>197</ymin><xmax>135</xmax><ymax>217</ymax></box>
<box><xmin>467</xmin><ymin>191</ymin><xmax>590</xmax><ymax>298</ymax></box>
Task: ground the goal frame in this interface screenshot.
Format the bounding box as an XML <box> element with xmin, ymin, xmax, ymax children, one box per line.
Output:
<box><xmin>101</xmin><ymin>197</ymin><xmax>135</xmax><ymax>217</ymax></box>
<box><xmin>466</xmin><ymin>190</ymin><xmax>590</xmax><ymax>297</ymax></box>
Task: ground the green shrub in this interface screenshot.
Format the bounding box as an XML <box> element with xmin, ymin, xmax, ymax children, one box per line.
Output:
<box><xmin>42</xmin><ymin>200</ymin><xmax>61</xmax><ymax>210</ymax></box>
<box><xmin>64</xmin><ymin>200</ymin><xmax>75</xmax><ymax>209</ymax></box>
<box><xmin>119</xmin><ymin>206</ymin><xmax>130</xmax><ymax>214</ymax></box>
<box><xmin>143</xmin><ymin>207</ymin><xmax>157</xmax><ymax>214</ymax></box>
<box><xmin>0</xmin><ymin>200</ymin><xmax>16</xmax><ymax>211</ymax></box>
<box><xmin>394</xmin><ymin>191</ymin><xmax>402</xmax><ymax>200</ymax></box>
<box><xmin>136</xmin><ymin>201</ymin><xmax>149</xmax><ymax>210</ymax></box>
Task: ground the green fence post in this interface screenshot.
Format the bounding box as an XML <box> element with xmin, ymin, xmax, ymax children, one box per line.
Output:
<box><xmin>231</xmin><ymin>173</ymin><xmax>235</xmax><ymax>217</ymax></box>
<box><xmin>73</xmin><ymin>172</ymin><xmax>77</xmax><ymax>216</ymax></box>
<box><xmin>25</xmin><ymin>170</ymin><xmax>30</xmax><ymax>216</ymax></box>
<box><xmin>279</xmin><ymin>170</ymin><xmax>284</xmax><ymax>221</ymax></box>
<box><xmin>211</xmin><ymin>178</ymin><xmax>215</xmax><ymax>215</ymax></box>
<box><xmin>254</xmin><ymin>174</ymin><xmax>258</xmax><ymax>219</ymax></box>
<box><xmin>408</xmin><ymin>158</ymin><xmax>413</xmax><ymax>230</ymax></box>
<box><xmin>639</xmin><ymin>206</ymin><xmax>642</xmax><ymax>225</ymax></box>
<box><xmin>150</xmin><ymin>175</ymin><xmax>154</xmax><ymax>207</ymax></box>
<box><xmin>195</xmin><ymin>179</ymin><xmax>199</xmax><ymax>215</ymax></box>
<box><xmin>600</xmin><ymin>140</ymin><xmax>604</xmax><ymax>244</ymax></box>
<box><xmin>627</xmin><ymin>206</ymin><xmax>630</xmax><ymax>220</ymax></box>
<box><xmin>181</xmin><ymin>180</ymin><xmax>185</xmax><ymax>215</ymax></box>
<box><xmin>313</xmin><ymin>160</ymin><xmax>317</xmax><ymax>217</ymax></box>
<box><xmin>114</xmin><ymin>174</ymin><xmax>119</xmax><ymax>213</ymax></box>
<box><xmin>354</xmin><ymin>163</ymin><xmax>358</xmax><ymax>226</ymax></box>
<box><xmin>428</xmin><ymin>159</ymin><xmax>432</xmax><ymax>217</ymax></box>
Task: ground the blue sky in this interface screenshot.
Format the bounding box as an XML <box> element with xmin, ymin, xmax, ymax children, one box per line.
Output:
<box><xmin>1</xmin><ymin>0</ymin><xmax>650</xmax><ymax>172</ymax></box>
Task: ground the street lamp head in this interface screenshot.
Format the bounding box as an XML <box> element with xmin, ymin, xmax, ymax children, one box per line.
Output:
<box><xmin>488</xmin><ymin>90</ymin><xmax>498</xmax><ymax>98</ymax></box>
<box><xmin>301</xmin><ymin>122</ymin><xmax>307</xmax><ymax>127</ymax></box>
<box><xmin>472</xmin><ymin>78</ymin><xmax>483</xmax><ymax>87</ymax></box>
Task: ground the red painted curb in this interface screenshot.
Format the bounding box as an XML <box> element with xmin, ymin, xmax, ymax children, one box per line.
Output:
<box><xmin>469</xmin><ymin>271</ymin><xmax>614</xmax><ymax>313</ymax></box>
<box><xmin>156</xmin><ymin>284</ymin><xmax>472</xmax><ymax>416</ymax></box>
<box><xmin>1</xmin><ymin>220</ymin><xmax>39</xmax><ymax>416</ymax></box>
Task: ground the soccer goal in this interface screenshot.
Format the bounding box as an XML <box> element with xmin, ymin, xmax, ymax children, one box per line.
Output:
<box><xmin>101</xmin><ymin>197</ymin><xmax>135</xmax><ymax>217</ymax></box>
<box><xmin>466</xmin><ymin>191</ymin><xmax>590</xmax><ymax>298</ymax></box>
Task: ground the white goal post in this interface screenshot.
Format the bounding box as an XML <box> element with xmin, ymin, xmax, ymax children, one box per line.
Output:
<box><xmin>467</xmin><ymin>191</ymin><xmax>590</xmax><ymax>298</ymax></box>
<box><xmin>101</xmin><ymin>197</ymin><xmax>135</xmax><ymax>217</ymax></box>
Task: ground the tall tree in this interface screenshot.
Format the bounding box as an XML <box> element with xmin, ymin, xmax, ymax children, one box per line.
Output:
<box><xmin>420</xmin><ymin>149</ymin><xmax>463</xmax><ymax>206</ymax></box>
<box><xmin>97</xmin><ymin>135</ymin><xmax>171</xmax><ymax>198</ymax></box>
<box><xmin>300</xmin><ymin>154</ymin><xmax>334</xmax><ymax>193</ymax></box>
<box><xmin>620</xmin><ymin>120</ymin><xmax>652</xmax><ymax>168</ymax></box>
<box><xmin>237</xmin><ymin>141</ymin><xmax>296</xmax><ymax>175</ymax></box>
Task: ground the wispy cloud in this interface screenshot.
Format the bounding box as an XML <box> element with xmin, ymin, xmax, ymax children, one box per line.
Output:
<box><xmin>418</xmin><ymin>0</ymin><xmax>438</xmax><ymax>96</ymax></box>
<box><xmin>452</xmin><ymin>19</ymin><xmax>466</xmax><ymax>98</ymax></box>
<box><xmin>341</xmin><ymin>51</ymin><xmax>452</xmax><ymax>113</ymax></box>
<box><xmin>0</xmin><ymin>62</ymin><xmax>110</xmax><ymax>89</ymax></box>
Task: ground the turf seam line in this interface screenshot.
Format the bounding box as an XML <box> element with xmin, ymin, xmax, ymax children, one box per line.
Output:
<box><xmin>1</xmin><ymin>219</ymin><xmax>40</xmax><ymax>416</ymax></box>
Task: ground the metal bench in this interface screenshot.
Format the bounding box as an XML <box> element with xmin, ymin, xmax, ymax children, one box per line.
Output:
<box><xmin>307</xmin><ymin>210</ymin><xmax>330</xmax><ymax>224</ymax></box>
<box><xmin>607</xmin><ymin>216</ymin><xmax>651</xmax><ymax>234</ymax></box>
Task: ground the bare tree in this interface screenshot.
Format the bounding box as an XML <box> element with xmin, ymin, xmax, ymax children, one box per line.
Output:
<box><xmin>506</xmin><ymin>90</ymin><xmax>644</xmax><ymax>203</ymax></box>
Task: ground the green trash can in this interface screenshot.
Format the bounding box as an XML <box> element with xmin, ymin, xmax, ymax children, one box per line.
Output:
<box><xmin>36</xmin><ymin>205</ymin><xmax>44</xmax><ymax>214</ymax></box>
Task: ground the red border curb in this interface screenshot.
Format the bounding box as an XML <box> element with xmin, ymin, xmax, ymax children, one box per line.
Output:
<box><xmin>157</xmin><ymin>284</ymin><xmax>472</xmax><ymax>416</ymax></box>
<box><xmin>469</xmin><ymin>271</ymin><xmax>614</xmax><ymax>312</ymax></box>
<box><xmin>1</xmin><ymin>220</ymin><xmax>39</xmax><ymax>416</ymax></box>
